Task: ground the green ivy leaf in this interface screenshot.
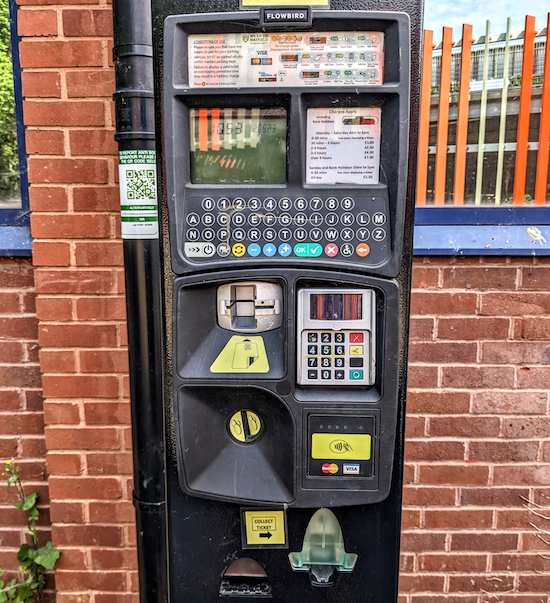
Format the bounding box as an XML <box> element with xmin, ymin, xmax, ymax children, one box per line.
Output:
<box><xmin>21</xmin><ymin>493</ymin><xmax>38</xmax><ymax>512</ymax></box>
<box><xmin>34</xmin><ymin>548</ymin><xmax>60</xmax><ymax>570</ymax></box>
<box><xmin>16</xmin><ymin>544</ymin><xmax>32</xmax><ymax>563</ymax></box>
<box><xmin>14</xmin><ymin>586</ymin><xmax>31</xmax><ymax>601</ymax></box>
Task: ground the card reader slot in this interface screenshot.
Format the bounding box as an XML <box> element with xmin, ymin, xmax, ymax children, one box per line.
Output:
<box><xmin>218</xmin><ymin>282</ymin><xmax>283</xmax><ymax>333</ymax></box>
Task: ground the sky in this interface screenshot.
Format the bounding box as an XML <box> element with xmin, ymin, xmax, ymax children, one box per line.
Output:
<box><xmin>424</xmin><ymin>0</ymin><xmax>548</xmax><ymax>42</ymax></box>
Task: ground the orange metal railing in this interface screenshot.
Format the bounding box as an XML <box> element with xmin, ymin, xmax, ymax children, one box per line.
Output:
<box><xmin>417</xmin><ymin>13</ymin><xmax>550</xmax><ymax>206</ymax></box>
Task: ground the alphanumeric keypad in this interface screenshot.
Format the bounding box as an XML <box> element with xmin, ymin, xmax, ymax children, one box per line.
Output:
<box><xmin>183</xmin><ymin>196</ymin><xmax>389</xmax><ymax>264</ymax></box>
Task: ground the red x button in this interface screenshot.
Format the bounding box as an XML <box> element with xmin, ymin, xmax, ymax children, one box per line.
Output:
<box><xmin>325</xmin><ymin>244</ymin><xmax>339</xmax><ymax>257</ymax></box>
<box><xmin>350</xmin><ymin>333</ymin><xmax>363</xmax><ymax>343</ymax></box>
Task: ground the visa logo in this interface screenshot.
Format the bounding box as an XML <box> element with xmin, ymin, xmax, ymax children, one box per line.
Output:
<box><xmin>257</xmin><ymin>51</ymin><xmax>268</xmax><ymax>56</ymax></box>
<box><xmin>343</xmin><ymin>464</ymin><xmax>360</xmax><ymax>475</ymax></box>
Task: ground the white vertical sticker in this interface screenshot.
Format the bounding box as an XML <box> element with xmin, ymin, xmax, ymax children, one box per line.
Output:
<box><xmin>118</xmin><ymin>150</ymin><xmax>159</xmax><ymax>239</ymax></box>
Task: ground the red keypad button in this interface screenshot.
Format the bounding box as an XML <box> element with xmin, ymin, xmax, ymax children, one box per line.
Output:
<box><xmin>350</xmin><ymin>333</ymin><xmax>363</xmax><ymax>343</ymax></box>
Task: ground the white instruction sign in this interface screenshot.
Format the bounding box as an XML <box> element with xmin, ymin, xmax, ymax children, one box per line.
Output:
<box><xmin>118</xmin><ymin>150</ymin><xmax>159</xmax><ymax>239</ymax></box>
<box><xmin>306</xmin><ymin>108</ymin><xmax>381</xmax><ymax>185</ymax></box>
<box><xmin>189</xmin><ymin>31</ymin><xmax>384</xmax><ymax>88</ymax></box>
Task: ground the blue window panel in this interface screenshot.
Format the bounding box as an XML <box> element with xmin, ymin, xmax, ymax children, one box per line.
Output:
<box><xmin>0</xmin><ymin>0</ymin><xmax>31</xmax><ymax>256</ymax></box>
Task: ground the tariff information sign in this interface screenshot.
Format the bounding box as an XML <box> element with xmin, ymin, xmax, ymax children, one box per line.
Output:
<box><xmin>188</xmin><ymin>32</ymin><xmax>384</xmax><ymax>88</ymax></box>
<box><xmin>118</xmin><ymin>150</ymin><xmax>159</xmax><ymax>239</ymax></box>
<box><xmin>306</xmin><ymin>107</ymin><xmax>381</xmax><ymax>185</ymax></box>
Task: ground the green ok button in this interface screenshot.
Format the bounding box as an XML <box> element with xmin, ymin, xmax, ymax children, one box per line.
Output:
<box><xmin>294</xmin><ymin>244</ymin><xmax>323</xmax><ymax>257</ymax></box>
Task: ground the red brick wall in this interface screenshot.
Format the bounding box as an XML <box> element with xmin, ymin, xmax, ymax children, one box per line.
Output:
<box><xmin>0</xmin><ymin>258</ymin><xmax>48</xmax><ymax>581</ymax></box>
<box><xmin>15</xmin><ymin>1</ymin><xmax>550</xmax><ymax>601</ymax></box>
<box><xmin>21</xmin><ymin>1</ymin><xmax>137</xmax><ymax>601</ymax></box>
<box><xmin>401</xmin><ymin>256</ymin><xmax>550</xmax><ymax>602</ymax></box>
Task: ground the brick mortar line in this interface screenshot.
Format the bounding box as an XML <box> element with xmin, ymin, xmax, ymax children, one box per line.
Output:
<box><xmin>20</xmin><ymin>36</ymin><xmax>114</xmax><ymax>43</ymax></box>
<box><xmin>407</xmin><ymin>413</ymin><xmax>550</xmax><ymax>418</ymax></box>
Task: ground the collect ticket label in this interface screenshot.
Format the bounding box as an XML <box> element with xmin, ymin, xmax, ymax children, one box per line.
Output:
<box><xmin>306</xmin><ymin>107</ymin><xmax>381</xmax><ymax>185</ymax></box>
<box><xmin>188</xmin><ymin>31</ymin><xmax>384</xmax><ymax>88</ymax></box>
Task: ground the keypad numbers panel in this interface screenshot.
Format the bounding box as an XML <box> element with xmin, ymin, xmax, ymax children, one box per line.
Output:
<box><xmin>182</xmin><ymin>195</ymin><xmax>389</xmax><ymax>265</ymax></box>
<box><xmin>298</xmin><ymin>330</ymin><xmax>372</xmax><ymax>386</ymax></box>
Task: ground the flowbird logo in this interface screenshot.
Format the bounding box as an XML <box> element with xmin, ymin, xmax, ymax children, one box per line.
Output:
<box><xmin>242</xmin><ymin>34</ymin><xmax>250</xmax><ymax>43</ymax></box>
<box><xmin>330</xmin><ymin>440</ymin><xmax>353</xmax><ymax>454</ymax></box>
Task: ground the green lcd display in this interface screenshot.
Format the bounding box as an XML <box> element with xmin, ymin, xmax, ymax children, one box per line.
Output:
<box><xmin>189</xmin><ymin>108</ymin><xmax>287</xmax><ymax>185</ymax></box>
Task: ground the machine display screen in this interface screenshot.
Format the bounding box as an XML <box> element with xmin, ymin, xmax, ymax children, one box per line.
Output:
<box><xmin>310</xmin><ymin>293</ymin><xmax>363</xmax><ymax>321</ymax></box>
<box><xmin>189</xmin><ymin>107</ymin><xmax>287</xmax><ymax>185</ymax></box>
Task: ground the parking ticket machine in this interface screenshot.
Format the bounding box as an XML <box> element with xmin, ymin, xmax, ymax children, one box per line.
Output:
<box><xmin>118</xmin><ymin>1</ymin><xmax>420</xmax><ymax>601</ymax></box>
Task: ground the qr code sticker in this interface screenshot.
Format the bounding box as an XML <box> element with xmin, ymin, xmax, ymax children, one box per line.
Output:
<box><xmin>125</xmin><ymin>169</ymin><xmax>156</xmax><ymax>200</ymax></box>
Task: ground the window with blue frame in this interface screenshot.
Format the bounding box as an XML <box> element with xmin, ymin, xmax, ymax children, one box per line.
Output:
<box><xmin>0</xmin><ymin>0</ymin><xmax>30</xmax><ymax>257</ymax></box>
<box><xmin>416</xmin><ymin>10</ymin><xmax>550</xmax><ymax>255</ymax></box>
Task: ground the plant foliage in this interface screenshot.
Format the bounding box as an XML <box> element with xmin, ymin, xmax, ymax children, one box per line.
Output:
<box><xmin>0</xmin><ymin>461</ymin><xmax>60</xmax><ymax>603</ymax></box>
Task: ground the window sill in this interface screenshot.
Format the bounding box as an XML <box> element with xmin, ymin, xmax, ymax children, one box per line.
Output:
<box><xmin>414</xmin><ymin>224</ymin><xmax>550</xmax><ymax>255</ymax></box>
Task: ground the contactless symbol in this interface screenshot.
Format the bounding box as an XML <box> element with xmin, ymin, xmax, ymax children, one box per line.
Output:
<box><xmin>356</xmin><ymin>243</ymin><xmax>370</xmax><ymax>257</ymax></box>
<box><xmin>278</xmin><ymin>243</ymin><xmax>292</xmax><ymax>257</ymax></box>
<box><xmin>248</xmin><ymin>243</ymin><xmax>261</xmax><ymax>257</ymax></box>
<box><xmin>330</xmin><ymin>440</ymin><xmax>353</xmax><ymax>454</ymax></box>
<box><xmin>263</xmin><ymin>243</ymin><xmax>276</xmax><ymax>257</ymax></box>
<box><xmin>325</xmin><ymin>244</ymin><xmax>339</xmax><ymax>257</ymax></box>
<box><xmin>232</xmin><ymin>243</ymin><xmax>246</xmax><ymax>257</ymax></box>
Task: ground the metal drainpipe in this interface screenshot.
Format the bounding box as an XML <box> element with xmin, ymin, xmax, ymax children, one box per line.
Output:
<box><xmin>112</xmin><ymin>1</ymin><xmax>168</xmax><ymax>601</ymax></box>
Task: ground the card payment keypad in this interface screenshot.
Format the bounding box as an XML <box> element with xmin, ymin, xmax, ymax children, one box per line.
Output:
<box><xmin>299</xmin><ymin>330</ymin><xmax>370</xmax><ymax>385</ymax></box>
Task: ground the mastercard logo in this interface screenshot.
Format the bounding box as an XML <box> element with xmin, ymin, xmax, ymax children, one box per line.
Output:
<box><xmin>322</xmin><ymin>463</ymin><xmax>339</xmax><ymax>475</ymax></box>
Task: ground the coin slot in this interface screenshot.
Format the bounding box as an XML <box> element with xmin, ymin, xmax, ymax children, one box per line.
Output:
<box><xmin>228</xmin><ymin>410</ymin><xmax>263</xmax><ymax>444</ymax></box>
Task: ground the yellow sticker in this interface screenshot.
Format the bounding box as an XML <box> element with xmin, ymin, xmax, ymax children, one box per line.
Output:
<box><xmin>349</xmin><ymin>345</ymin><xmax>364</xmax><ymax>355</ymax></box>
<box><xmin>241</xmin><ymin>0</ymin><xmax>328</xmax><ymax>6</ymax></box>
<box><xmin>244</xmin><ymin>510</ymin><xmax>286</xmax><ymax>546</ymax></box>
<box><xmin>210</xmin><ymin>336</ymin><xmax>270</xmax><ymax>373</ymax></box>
<box><xmin>311</xmin><ymin>433</ymin><xmax>371</xmax><ymax>460</ymax></box>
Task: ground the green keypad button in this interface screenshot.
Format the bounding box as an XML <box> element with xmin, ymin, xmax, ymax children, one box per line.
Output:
<box><xmin>350</xmin><ymin>370</ymin><xmax>364</xmax><ymax>380</ymax></box>
<box><xmin>294</xmin><ymin>243</ymin><xmax>323</xmax><ymax>257</ymax></box>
